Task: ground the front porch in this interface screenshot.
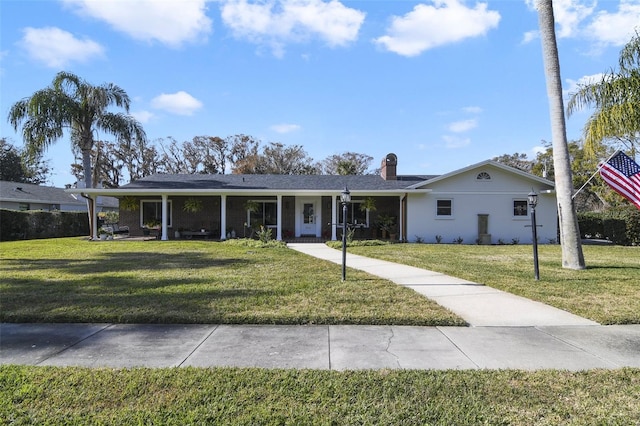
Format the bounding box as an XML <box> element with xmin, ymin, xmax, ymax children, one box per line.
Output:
<box><xmin>114</xmin><ymin>194</ymin><xmax>405</xmax><ymax>242</ymax></box>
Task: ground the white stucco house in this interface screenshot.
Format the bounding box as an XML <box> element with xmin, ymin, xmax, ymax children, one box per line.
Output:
<box><xmin>67</xmin><ymin>153</ymin><xmax>558</xmax><ymax>244</ymax></box>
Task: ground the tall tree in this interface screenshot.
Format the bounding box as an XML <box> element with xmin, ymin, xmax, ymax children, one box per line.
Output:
<box><xmin>193</xmin><ymin>135</ymin><xmax>228</xmax><ymax>174</ymax></box>
<box><xmin>0</xmin><ymin>138</ymin><xmax>50</xmax><ymax>184</ymax></box>
<box><xmin>492</xmin><ymin>152</ymin><xmax>533</xmax><ymax>173</ymax></box>
<box><xmin>536</xmin><ymin>0</ymin><xmax>585</xmax><ymax>270</ymax></box>
<box><xmin>567</xmin><ymin>31</ymin><xmax>640</xmax><ymax>157</ymax></box>
<box><xmin>7</xmin><ymin>71</ymin><xmax>147</xmax><ymax>235</ymax></box>
<box><xmin>321</xmin><ymin>152</ymin><xmax>373</xmax><ymax>175</ymax></box>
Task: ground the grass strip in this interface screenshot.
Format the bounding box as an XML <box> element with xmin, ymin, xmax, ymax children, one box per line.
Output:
<box><xmin>2</xmin><ymin>365</ymin><xmax>639</xmax><ymax>425</ymax></box>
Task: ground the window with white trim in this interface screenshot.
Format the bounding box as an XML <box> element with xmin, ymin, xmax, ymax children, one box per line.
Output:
<box><xmin>513</xmin><ymin>200</ymin><xmax>528</xmax><ymax>217</ymax></box>
<box><xmin>247</xmin><ymin>200</ymin><xmax>277</xmax><ymax>227</ymax></box>
<box><xmin>436</xmin><ymin>199</ymin><xmax>452</xmax><ymax>216</ymax></box>
<box><xmin>141</xmin><ymin>200</ymin><xmax>172</xmax><ymax>227</ymax></box>
<box><xmin>476</xmin><ymin>172</ymin><xmax>491</xmax><ymax>180</ymax></box>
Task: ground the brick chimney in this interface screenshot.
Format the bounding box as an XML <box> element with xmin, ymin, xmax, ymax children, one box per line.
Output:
<box><xmin>380</xmin><ymin>153</ymin><xmax>397</xmax><ymax>180</ymax></box>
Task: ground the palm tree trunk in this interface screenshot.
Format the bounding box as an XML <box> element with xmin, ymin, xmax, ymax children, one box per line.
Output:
<box><xmin>537</xmin><ymin>0</ymin><xmax>585</xmax><ymax>269</ymax></box>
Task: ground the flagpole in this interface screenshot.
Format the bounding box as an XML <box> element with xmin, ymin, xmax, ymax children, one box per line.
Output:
<box><xmin>572</xmin><ymin>150</ymin><xmax>620</xmax><ymax>199</ymax></box>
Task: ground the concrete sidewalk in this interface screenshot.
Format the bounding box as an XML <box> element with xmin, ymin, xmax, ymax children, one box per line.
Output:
<box><xmin>288</xmin><ymin>243</ymin><xmax>599</xmax><ymax>327</ymax></box>
<box><xmin>2</xmin><ymin>323</ymin><xmax>639</xmax><ymax>370</ymax></box>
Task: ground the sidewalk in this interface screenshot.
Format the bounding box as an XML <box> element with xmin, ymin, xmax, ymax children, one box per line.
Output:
<box><xmin>2</xmin><ymin>323</ymin><xmax>639</xmax><ymax>370</ymax></box>
<box><xmin>2</xmin><ymin>244</ymin><xmax>639</xmax><ymax>371</ymax></box>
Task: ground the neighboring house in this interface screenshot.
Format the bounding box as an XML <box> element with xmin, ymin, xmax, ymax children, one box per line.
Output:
<box><xmin>0</xmin><ymin>180</ymin><xmax>118</xmax><ymax>212</ymax></box>
<box><xmin>67</xmin><ymin>153</ymin><xmax>558</xmax><ymax>244</ymax></box>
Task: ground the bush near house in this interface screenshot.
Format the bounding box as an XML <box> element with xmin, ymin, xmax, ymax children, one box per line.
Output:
<box><xmin>578</xmin><ymin>208</ymin><xmax>640</xmax><ymax>245</ymax></box>
<box><xmin>0</xmin><ymin>209</ymin><xmax>89</xmax><ymax>241</ymax></box>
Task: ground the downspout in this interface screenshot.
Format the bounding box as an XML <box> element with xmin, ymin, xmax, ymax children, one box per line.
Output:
<box><xmin>402</xmin><ymin>193</ymin><xmax>408</xmax><ymax>242</ymax></box>
<box><xmin>80</xmin><ymin>193</ymin><xmax>97</xmax><ymax>240</ymax></box>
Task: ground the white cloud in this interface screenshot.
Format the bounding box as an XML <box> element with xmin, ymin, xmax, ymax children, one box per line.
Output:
<box><xmin>521</xmin><ymin>30</ymin><xmax>538</xmax><ymax>44</ymax></box>
<box><xmin>220</xmin><ymin>0</ymin><xmax>365</xmax><ymax>56</ymax></box>
<box><xmin>462</xmin><ymin>106</ymin><xmax>483</xmax><ymax>114</ymax></box>
<box><xmin>586</xmin><ymin>0</ymin><xmax>640</xmax><ymax>47</ymax></box>
<box><xmin>448</xmin><ymin>118</ymin><xmax>477</xmax><ymax>133</ymax></box>
<box><xmin>271</xmin><ymin>123</ymin><xmax>301</xmax><ymax>133</ymax></box>
<box><xmin>552</xmin><ymin>0</ymin><xmax>597</xmax><ymax>38</ymax></box>
<box><xmin>18</xmin><ymin>27</ymin><xmax>104</xmax><ymax>68</ymax></box>
<box><xmin>61</xmin><ymin>0</ymin><xmax>212</xmax><ymax>47</ymax></box>
<box><xmin>442</xmin><ymin>134</ymin><xmax>471</xmax><ymax>148</ymax></box>
<box><xmin>565</xmin><ymin>73</ymin><xmax>604</xmax><ymax>96</ymax></box>
<box><xmin>525</xmin><ymin>0</ymin><xmax>639</xmax><ymax>49</ymax></box>
<box><xmin>132</xmin><ymin>110</ymin><xmax>154</xmax><ymax>123</ymax></box>
<box><xmin>151</xmin><ymin>91</ymin><xmax>203</xmax><ymax>115</ymax></box>
<box><xmin>373</xmin><ymin>0</ymin><xmax>500</xmax><ymax>57</ymax></box>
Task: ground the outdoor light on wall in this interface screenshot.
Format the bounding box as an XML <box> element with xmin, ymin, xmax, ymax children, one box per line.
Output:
<box><xmin>341</xmin><ymin>187</ymin><xmax>351</xmax><ymax>281</ymax></box>
<box><xmin>528</xmin><ymin>190</ymin><xmax>539</xmax><ymax>281</ymax></box>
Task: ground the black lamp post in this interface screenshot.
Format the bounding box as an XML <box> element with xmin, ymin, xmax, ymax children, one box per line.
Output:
<box><xmin>341</xmin><ymin>187</ymin><xmax>351</xmax><ymax>281</ymax></box>
<box><xmin>528</xmin><ymin>191</ymin><xmax>539</xmax><ymax>281</ymax></box>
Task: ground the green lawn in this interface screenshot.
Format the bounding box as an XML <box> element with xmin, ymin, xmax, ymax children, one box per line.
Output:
<box><xmin>345</xmin><ymin>243</ymin><xmax>640</xmax><ymax>325</ymax></box>
<box><xmin>0</xmin><ymin>238</ymin><xmax>464</xmax><ymax>326</ymax></box>
<box><xmin>2</xmin><ymin>366</ymin><xmax>639</xmax><ymax>424</ymax></box>
<box><xmin>3</xmin><ymin>238</ymin><xmax>639</xmax><ymax>425</ymax></box>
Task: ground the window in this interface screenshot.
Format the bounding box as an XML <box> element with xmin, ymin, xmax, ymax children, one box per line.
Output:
<box><xmin>436</xmin><ymin>199</ymin><xmax>452</xmax><ymax>216</ymax></box>
<box><xmin>248</xmin><ymin>201</ymin><xmax>277</xmax><ymax>227</ymax></box>
<box><xmin>141</xmin><ymin>200</ymin><xmax>172</xmax><ymax>227</ymax></box>
<box><xmin>513</xmin><ymin>200</ymin><xmax>528</xmax><ymax>217</ymax></box>
<box><xmin>337</xmin><ymin>200</ymin><xmax>368</xmax><ymax>226</ymax></box>
<box><xmin>476</xmin><ymin>172</ymin><xmax>491</xmax><ymax>180</ymax></box>
<box><xmin>18</xmin><ymin>203</ymin><xmax>30</xmax><ymax>211</ymax></box>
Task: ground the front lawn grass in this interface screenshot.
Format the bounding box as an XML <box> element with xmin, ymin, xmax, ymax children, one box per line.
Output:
<box><xmin>0</xmin><ymin>238</ymin><xmax>464</xmax><ymax>326</ymax></box>
<box><xmin>346</xmin><ymin>243</ymin><xmax>640</xmax><ymax>324</ymax></box>
<box><xmin>2</xmin><ymin>365</ymin><xmax>639</xmax><ymax>424</ymax></box>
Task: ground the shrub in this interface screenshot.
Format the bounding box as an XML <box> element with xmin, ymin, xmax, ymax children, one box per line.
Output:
<box><xmin>0</xmin><ymin>209</ymin><xmax>89</xmax><ymax>241</ymax></box>
<box><xmin>578</xmin><ymin>208</ymin><xmax>640</xmax><ymax>245</ymax></box>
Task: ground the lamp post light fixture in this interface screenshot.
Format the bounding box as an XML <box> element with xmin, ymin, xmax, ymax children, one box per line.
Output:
<box><xmin>341</xmin><ymin>186</ymin><xmax>351</xmax><ymax>281</ymax></box>
<box><xmin>528</xmin><ymin>190</ymin><xmax>540</xmax><ymax>281</ymax></box>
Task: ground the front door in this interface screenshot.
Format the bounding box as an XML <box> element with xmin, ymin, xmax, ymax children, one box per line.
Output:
<box><xmin>297</xmin><ymin>198</ymin><xmax>320</xmax><ymax>237</ymax></box>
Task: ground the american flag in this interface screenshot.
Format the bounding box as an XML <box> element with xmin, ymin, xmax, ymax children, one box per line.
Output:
<box><xmin>599</xmin><ymin>151</ymin><xmax>640</xmax><ymax>210</ymax></box>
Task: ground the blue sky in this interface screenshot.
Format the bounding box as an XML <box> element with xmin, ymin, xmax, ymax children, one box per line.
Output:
<box><xmin>1</xmin><ymin>0</ymin><xmax>639</xmax><ymax>187</ymax></box>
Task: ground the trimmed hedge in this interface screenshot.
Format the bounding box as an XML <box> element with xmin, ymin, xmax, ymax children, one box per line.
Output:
<box><xmin>0</xmin><ymin>209</ymin><xmax>89</xmax><ymax>241</ymax></box>
<box><xmin>578</xmin><ymin>208</ymin><xmax>640</xmax><ymax>245</ymax></box>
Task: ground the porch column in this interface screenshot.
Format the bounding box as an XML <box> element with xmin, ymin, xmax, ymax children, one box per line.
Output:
<box><xmin>331</xmin><ymin>195</ymin><xmax>337</xmax><ymax>240</ymax></box>
<box><xmin>276</xmin><ymin>195</ymin><xmax>282</xmax><ymax>240</ymax></box>
<box><xmin>399</xmin><ymin>194</ymin><xmax>406</xmax><ymax>243</ymax></box>
<box><xmin>220</xmin><ymin>195</ymin><xmax>227</xmax><ymax>240</ymax></box>
<box><xmin>161</xmin><ymin>194</ymin><xmax>168</xmax><ymax>241</ymax></box>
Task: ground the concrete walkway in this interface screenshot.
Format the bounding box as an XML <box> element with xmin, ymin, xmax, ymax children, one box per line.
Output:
<box><xmin>288</xmin><ymin>243</ymin><xmax>598</xmax><ymax>327</ymax></box>
<box><xmin>2</xmin><ymin>244</ymin><xmax>638</xmax><ymax>371</ymax></box>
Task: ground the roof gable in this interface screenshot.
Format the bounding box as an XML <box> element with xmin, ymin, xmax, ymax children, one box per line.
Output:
<box><xmin>408</xmin><ymin>160</ymin><xmax>554</xmax><ymax>190</ymax></box>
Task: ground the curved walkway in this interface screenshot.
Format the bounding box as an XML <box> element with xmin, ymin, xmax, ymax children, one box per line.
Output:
<box><xmin>2</xmin><ymin>244</ymin><xmax>639</xmax><ymax>371</ymax></box>
<box><xmin>288</xmin><ymin>243</ymin><xmax>597</xmax><ymax>327</ymax></box>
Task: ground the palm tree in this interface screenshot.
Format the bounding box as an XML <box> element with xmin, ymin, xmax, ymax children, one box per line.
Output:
<box><xmin>566</xmin><ymin>31</ymin><xmax>640</xmax><ymax>157</ymax></box>
<box><xmin>536</xmin><ymin>0</ymin><xmax>585</xmax><ymax>270</ymax></box>
<box><xmin>8</xmin><ymin>71</ymin><xmax>147</xmax><ymax>236</ymax></box>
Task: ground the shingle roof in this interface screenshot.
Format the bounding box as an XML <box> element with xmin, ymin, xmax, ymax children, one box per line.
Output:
<box><xmin>0</xmin><ymin>181</ymin><xmax>118</xmax><ymax>208</ymax></box>
<box><xmin>121</xmin><ymin>173</ymin><xmax>437</xmax><ymax>191</ymax></box>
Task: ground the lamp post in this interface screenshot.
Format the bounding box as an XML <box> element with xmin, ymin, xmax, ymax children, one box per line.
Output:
<box><xmin>528</xmin><ymin>191</ymin><xmax>539</xmax><ymax>281</ymax></box>
<box><xmin>341</xmin><ymin>187</ymin><xmax>351</xmax><ymax>281</ymax></box>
